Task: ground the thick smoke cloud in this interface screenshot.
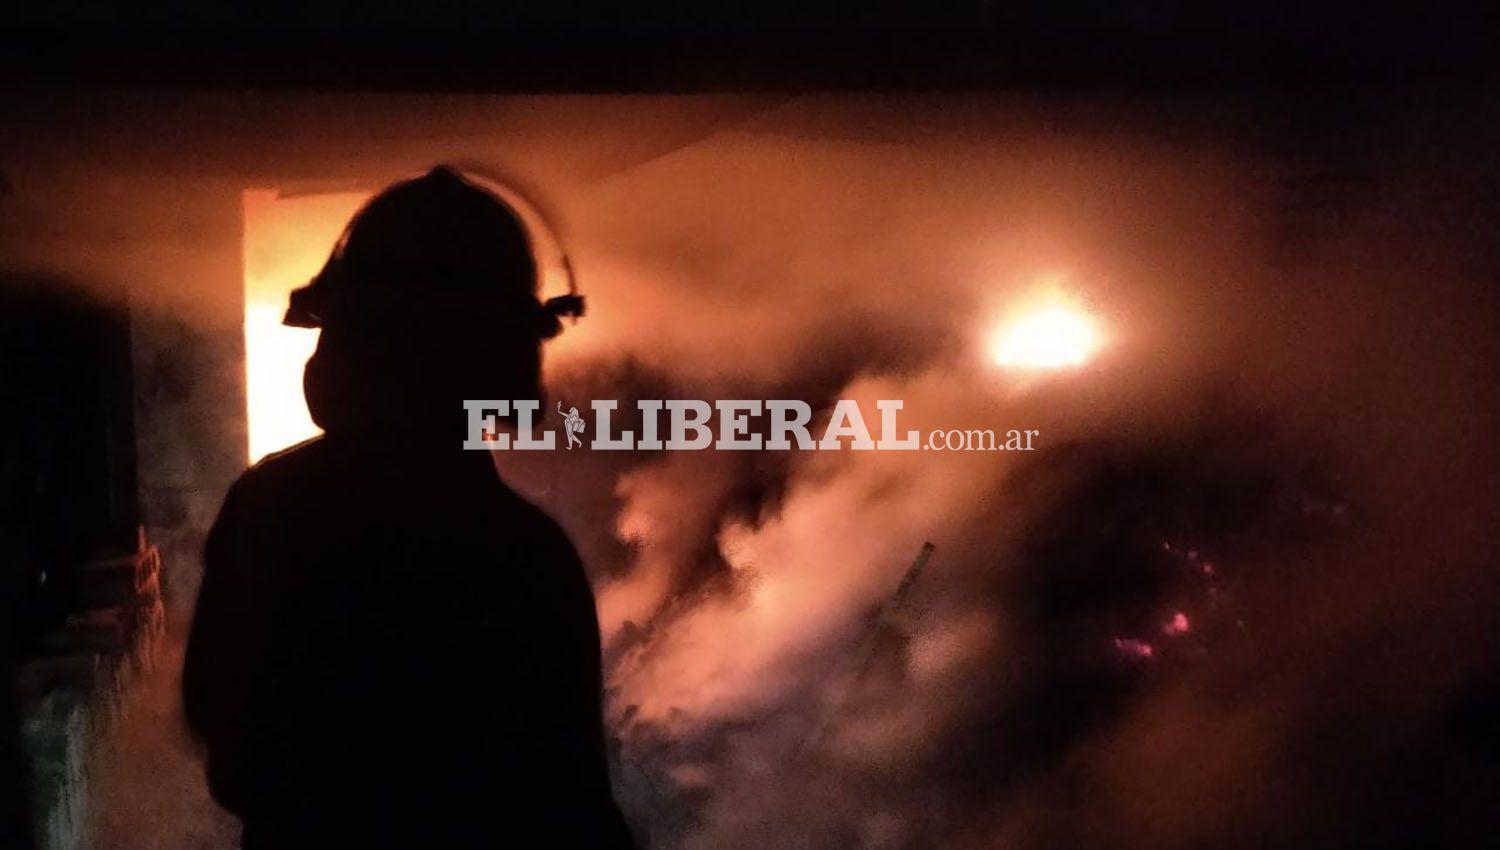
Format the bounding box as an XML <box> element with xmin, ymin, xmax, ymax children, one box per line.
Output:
<box><xmin>493</xmin><ymin>97</ymin><xmax>1499</xmax><ymax>849</ymax></box>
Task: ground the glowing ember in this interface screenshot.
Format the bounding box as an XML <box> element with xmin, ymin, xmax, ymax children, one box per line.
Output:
<box><xmin>1113</xmin><ymin>637</ymin><xmax>1155</xmax><ymax>659</ymax></box>
<box><xmin>989</xmin><ymin>303</ymin><xmax>1100</xmax><ymax>369</ymax></box>
<box><xmin>1162</xmin><ymin>611</ymin><xmax>1191</xmax><ymax>636</ymax></box>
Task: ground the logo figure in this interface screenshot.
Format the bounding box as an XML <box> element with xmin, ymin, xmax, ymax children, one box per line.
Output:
<box><xmin>557</xmin><ymin>401</ymin><xmax>586</xmax><ymax>450</ymax></box>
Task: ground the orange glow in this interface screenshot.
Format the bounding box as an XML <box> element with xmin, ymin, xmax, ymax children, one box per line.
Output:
<box><xmin>989</xmin><ymin>297</ymin><xmax>1101</xmax><ymax>369</ymax></box>
<box><xmin>243</xmin><ymin>189</ymin><xmax>370</xmax><ymax>463</ymax></box>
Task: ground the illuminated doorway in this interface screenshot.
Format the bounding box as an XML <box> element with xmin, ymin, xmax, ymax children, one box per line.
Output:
<box><xmin>242</xmin><ymin>189</ymin><xmax>369</xmax><ymax>462</ymax></box>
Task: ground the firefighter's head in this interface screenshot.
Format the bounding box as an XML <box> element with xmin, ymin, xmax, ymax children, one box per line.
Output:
<box><xmin>295</xmin><ymin>166</ymin><xmax>579</xmax><ymax>436</ymax></box>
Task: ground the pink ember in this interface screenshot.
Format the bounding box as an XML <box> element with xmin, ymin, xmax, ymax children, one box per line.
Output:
<box><xmin>1113</xmin><ymin>637</ymin><xmax>1155</xmax><ymax>658</ymax></box>
<box><xmin>1162</xmin><ymin>611</ymin><xmax>1191</xmax><ymax>636</ymax></box>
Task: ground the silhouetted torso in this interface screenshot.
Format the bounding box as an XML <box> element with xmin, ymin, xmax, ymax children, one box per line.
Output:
<box><xmin>184</xmin><ymin>434</ymin><xmax>633</xmax><ymax>849</ymax></box>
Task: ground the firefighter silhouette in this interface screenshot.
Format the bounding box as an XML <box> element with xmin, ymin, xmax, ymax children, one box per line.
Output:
<box><xmin>558</xmin><ymin>401</ymin><xmax>586</xmax><ymax>449</ymax></box>
<box><xmin>183</xmin><ymin>167</ymin><xmax>633</xmax><ymax>849</ymax></box>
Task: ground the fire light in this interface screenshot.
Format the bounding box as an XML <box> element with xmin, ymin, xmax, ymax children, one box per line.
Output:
<box><xmin>244</xmin><ymin>304</ymin><xmax>320</xmax><ymax>463</ymax></box>
<box><xmin>989</xmin><ymin>301</ymin><xmax>1100</xmax><ymax>369</ymax></box>
<box><xmin>243</xmin><ymin>189</ymin><xmax>369</xmax><ymax>463</ymax></box>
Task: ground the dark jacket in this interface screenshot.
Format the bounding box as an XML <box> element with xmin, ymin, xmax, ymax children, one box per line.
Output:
<box><xmin>184</xmin><ymin>434</ymin><xmax>634</xmax><ymax>849</ymax></box>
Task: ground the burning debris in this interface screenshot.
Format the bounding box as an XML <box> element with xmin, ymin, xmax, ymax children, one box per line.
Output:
<box><xmin>1112</xmin><ymin>637</ymin><xmax>1155</xmax><ymax>660</ymax></box>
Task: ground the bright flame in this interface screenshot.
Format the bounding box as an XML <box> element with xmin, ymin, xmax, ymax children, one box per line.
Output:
<box><xmin>244</xmin><ymin>304</ymin><xmax>320</xmax><ymax>462</ymax></box>
<box><xmin>243</xmin><ymin>189</ymin><xmax>370</xmax><ymax>463</ymax></box>
<box><xmin>990</xmin><ymin>303</ymin><xmax>1100</xmax><ymax>369</ymax></box>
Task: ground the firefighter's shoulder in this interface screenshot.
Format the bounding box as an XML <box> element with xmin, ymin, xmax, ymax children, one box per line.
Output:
<box><xmin>228</xmin><ymin>435</ymin><xmax>331</xmax><ymax>504</ymax></box>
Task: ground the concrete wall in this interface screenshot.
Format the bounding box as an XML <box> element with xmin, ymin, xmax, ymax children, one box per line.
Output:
<box><xmin>0</xmin><ymin>167</ymin><xmax>248</xmax><ymax>624</ymax></box>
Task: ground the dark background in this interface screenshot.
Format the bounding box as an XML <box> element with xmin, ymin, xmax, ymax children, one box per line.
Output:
<box><xmin>2</xmin><ymin>2</ymin><xmax>1494</xmax><ymax>91</ymax></box>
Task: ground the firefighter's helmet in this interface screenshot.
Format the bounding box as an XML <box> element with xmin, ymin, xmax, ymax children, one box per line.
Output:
<box><xmin>283</xmin><ymin>166</ymin><xmax>583</xmax><ymax>337</ymax></box>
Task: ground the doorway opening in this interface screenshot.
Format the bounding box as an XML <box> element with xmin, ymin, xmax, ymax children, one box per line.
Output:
<box><xmin>242</xmin><ymin>189</ymin><xmax>368</xmax><ymax>462</ymax></box>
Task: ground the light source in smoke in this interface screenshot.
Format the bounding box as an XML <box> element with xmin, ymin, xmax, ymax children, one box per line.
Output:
<box><xmin>989</xmin><ymin>303</ymin><xmax>1100</xmax><ymax>369</ymax></box>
